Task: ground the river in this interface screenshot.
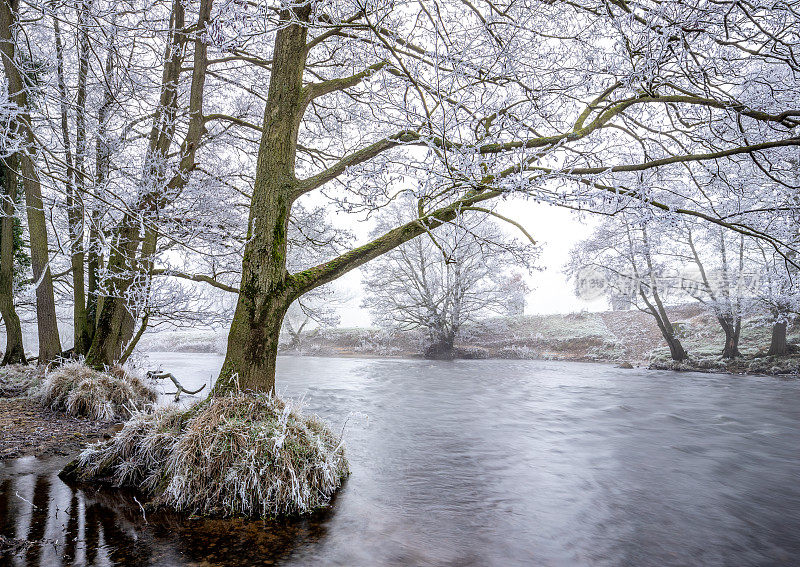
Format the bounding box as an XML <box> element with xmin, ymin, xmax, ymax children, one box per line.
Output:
<box><xmin>2</xmin><ymin>355</ymin><xmax>799</xmax><ymax>566</ymax></box>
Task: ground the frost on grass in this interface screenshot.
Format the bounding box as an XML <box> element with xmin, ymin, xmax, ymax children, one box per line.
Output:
<box><xmin>67</xmin><ymin>391</ymin><xmax>349</xmax><ymax>518</ymax></box>
<box><xmin>0</xmin><ymin>365</ymin><xmax>45</xmax><ymax>397</ymax></box>
<box><xmin>39</xmin><ymin>361</ymin><xmax>157</xmax><ymax>421</ymax></box>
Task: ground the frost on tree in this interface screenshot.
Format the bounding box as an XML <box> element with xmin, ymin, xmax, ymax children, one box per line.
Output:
<box><xmin>362</xmin><ymin>199</ymin><xmax>536</xmax><ymax>359</ymax></box>
<box><xmin>0</xmin><ymin>0</ymin><xmax>798</xmax><ymax>389</ymax></box>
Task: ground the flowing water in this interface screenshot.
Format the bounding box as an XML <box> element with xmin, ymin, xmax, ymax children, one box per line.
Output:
<box><xmin>2</xmin><ymin>355</ymin><xmax>799</xmax><ymax>566</ymax></box>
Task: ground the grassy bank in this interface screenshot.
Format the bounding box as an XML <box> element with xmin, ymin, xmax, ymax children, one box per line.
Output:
<box><xmin>133</xmin><ymin>305</ymin><xmax>800</xmax><ymax>376</ymax></box>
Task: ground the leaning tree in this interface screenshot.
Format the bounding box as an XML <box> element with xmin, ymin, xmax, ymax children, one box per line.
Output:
<box><xmin>204</xmin><ymin>0</ymin><xmax>800</xmax><ymax>392</ymax></box>
<box><xmin>569</xmin><ymin>211</ymin><xmax>690</xmax><ymax>361</ymax></box>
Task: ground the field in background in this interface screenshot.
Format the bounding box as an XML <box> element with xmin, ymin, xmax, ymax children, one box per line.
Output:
<box><xmin>134</xmin><ymin>305</ymin><xmax>800</xmax><ymax>365</ymax></box>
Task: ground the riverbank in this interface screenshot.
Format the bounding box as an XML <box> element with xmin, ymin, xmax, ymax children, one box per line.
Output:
<box><xmin>0</xmin><ymin>396</ymin><xmax>118</xmax><ymax>459</ymax></box>
<box><xmin>0</xmin><ymin>364</ymin><xmax>153</xmax><ymax>461</ymax></box>
<box><xmin>135</xmin><ymin>305</ymin><xmax>800</xmax><ymax>375</ymax></box>
<box><xmin>650</xmin><ymin>354</ymin><xmax>800</xmax><ymax>376</ymax></box>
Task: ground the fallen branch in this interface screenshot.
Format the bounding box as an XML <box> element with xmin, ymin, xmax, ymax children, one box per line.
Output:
<box><xmin>147</xmin><ymin>371</ymin><xmax>206</xmax><ymax>402</ymax></box>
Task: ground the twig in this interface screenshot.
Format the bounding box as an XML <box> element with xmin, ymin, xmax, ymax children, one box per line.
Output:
<box><xmin>133</xmin><ymin>496</ymin><xmax>148</xmax><ymax>523</ymax></box>
<box><xmin>15</xmin><ymin>492</ymin><xmax>38</xmax><ymax>509</ymax></box>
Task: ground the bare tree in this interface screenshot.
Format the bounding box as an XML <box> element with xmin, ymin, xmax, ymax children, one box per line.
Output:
<box><xmin>363</xmin><ymin>202</ymin><xmax>536</xmax><ymax>359</ymax></box>
<box><xmin>569</xmin><ymin>213</ymin><xmax>689</xmax><ymax>361</ymax></box>
<box><xmin>281</xmin><ymin>290</ymin><xmax>342</xmax><ymax>352</ymax></box>
<box><xmin>1</xmin><ymin>0</ymin><xmax>61</xmax><ymax>363</ymax></box>
<box><xmin>679</xmin><ymin>224</ymin><xmax>757</xmax><ymax>359</ymax></box>
<box><xmin>497</xmin><ymin>273</ymin><xmax>530</xmax><ymax>317</ymax></box>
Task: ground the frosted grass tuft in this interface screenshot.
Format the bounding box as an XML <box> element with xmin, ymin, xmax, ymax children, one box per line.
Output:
<box><xmin>69</xmin><ymin>390</ymin><xmax>349</xmax><ymax>518</ymax></box>
<box><xmin>39</xmin><ymin>361</ymin><xmax>157</xmax><ymax>420</ymax></box>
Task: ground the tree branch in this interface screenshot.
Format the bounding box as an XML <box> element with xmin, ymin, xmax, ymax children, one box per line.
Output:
<box><xmin>304</xmin><ymin>61</ymin><xmax>389</xmax><ymax>102</ymax></box>
<box><xmin>294</xmin><ymin>129</ymin><xmax>421</xmax><ymax>197</ymax></box>
<box><xmin>462</xmin><ymin>207</ymin><xmax>537</xmax><ymax>245</ymax></box>
<box><xmin>203</xmin><ymin>113</ymin><xmax>262</xmax><ymax>132</ymax></box>
<box><xmin>289</xmin><ymin>190</ymin><xmax>501</xmax><ymax>295</ymax></box>
<box><xmin>152</xmin><ymin>268</ymin><xmax>239</xmax><ymax>293</ymax></box>
<box><xmin>560</xmin><ymin>137</ymin><xmax>800</xmax><ymax>176</ymax></box>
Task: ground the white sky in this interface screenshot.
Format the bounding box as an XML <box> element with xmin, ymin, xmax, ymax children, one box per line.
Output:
<box><xmin>333</xmin><ymin>198</ymin><xmax>608</xmax><ymax>328</ymax></box>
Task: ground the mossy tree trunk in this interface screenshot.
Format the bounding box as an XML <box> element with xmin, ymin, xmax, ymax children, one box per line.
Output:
<box><xmin>86</xmin><ymin>0</ymin><xmax>210</xmax><ymax>367</ymax></box>
<box><xmin>86</xmin><ymin>0</ymin><xmax>186</xmax><ymax>366</ymax></box>
<box><xmin>0</xmin><ymin>154</ymin><xmax>26</xmax><ymax>365</ymax></box>
<box><xmin>214</xmin><ymin>3</ymin><xmax>311</xmax><ymax>392</ymax></box>
<box><xmin>1</xmin><ymin>0</ymin><xmax>62</xmax><ymax>364</ymax></box>
<box><xmin>85</xmin><ymin>237</ymin><xmax>137</xmax><ymax>366</ymax></box>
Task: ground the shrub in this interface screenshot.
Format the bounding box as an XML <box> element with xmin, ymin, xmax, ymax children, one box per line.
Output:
<box><xmin>39</xmin><ymin>361</ymin><xmax>157</xmax><ymax>420</ymax></box>
<box><xmin>66</xmin><ymin>391</ymin><xmax>349</xmax><ymax>518</ymax></box>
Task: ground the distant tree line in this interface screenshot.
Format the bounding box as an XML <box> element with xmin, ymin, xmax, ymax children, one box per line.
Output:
<box><xmin>569</xmin><ymin>205</ymin><xmax>800</xmax><ymax>361</ymax></box>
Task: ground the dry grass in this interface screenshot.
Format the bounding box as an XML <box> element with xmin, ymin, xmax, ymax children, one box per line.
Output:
<box><xmin>70</xmin><ymin>391</ymin><xmax>349</xmax><ymax>518</ymax></box>
<box><xmin>0</xmin><ymin>364</ymin><xmax>45</xmax><ymax>397</ymax></box>
<box><xmin>39</xmin><ymin>361</ymin><xmax>157</xmax><ymax>421</ymax></box>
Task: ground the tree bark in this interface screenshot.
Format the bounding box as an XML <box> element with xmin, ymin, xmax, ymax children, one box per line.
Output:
<box><xmin>651</xmin><ymin>301</ymin><xmax>687</xmax><ymax>362</ymax></box>
<box><xmin>719</xmin><ymin>316</ymin><xmax>741</xmax><ymax>358</ymax></box>
<box><xmin>86</xmin><ymin>0</ymin><xmax>209</xmax><ymax>366</ymax></box>
<box><xmin>767</xmin><ymin>319</ymin><xmax>788</xmax><ymax>357</ymax></box>
<box><xmin>1</xmin><ymin>0</ymin><xmax>62</xmax><ymax>363</ymax></box>
<box><xmin>0</xmin><ymin>154</ymin><xmax>26</xmax><ymax>365</ymax></box>
<box><xmin>640</xmin><ymin>295</ymin><xmax>688</xmax><ymax>362</ymax></box>
<box><xmin>666</xmin><ymin>336</ymin><xmax>688</xmax><ymax>361</ymax></box>
<box><xmin>214</xmin><ymin>3</ymin><xmax>311</xmax><ymax>394</ymax></box>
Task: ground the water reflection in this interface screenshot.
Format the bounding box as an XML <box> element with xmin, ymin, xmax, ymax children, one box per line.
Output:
<box><xmin>0</xmin><ymin>457</ymin><xmax>335</xmax><ymax>566</ymax></box>
<box><xmin>2</xmin><ymin>357</ymin><xmax>800</xmax><ymax>566</ymax></box>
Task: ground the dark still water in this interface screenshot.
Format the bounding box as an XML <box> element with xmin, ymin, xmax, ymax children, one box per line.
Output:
<box><xmin>2</xmin><ymin>356</ymin><xmax>799</xmax><ymax>566</ymax></box>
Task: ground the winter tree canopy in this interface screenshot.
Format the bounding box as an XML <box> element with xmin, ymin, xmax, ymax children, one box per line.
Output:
<box><xmin>0</xmin><ymin>0</ymin><xmax>798</xmax><ymax>390</ymax></box>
